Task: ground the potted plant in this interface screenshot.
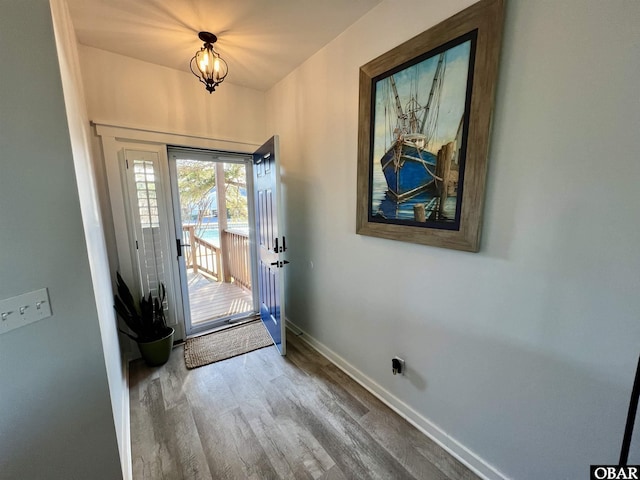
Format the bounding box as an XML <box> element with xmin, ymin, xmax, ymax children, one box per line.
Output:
<box><xmin>114</xmin><ymin>273</ymin><xmax>174</xmax><ymax>366</ymax></box>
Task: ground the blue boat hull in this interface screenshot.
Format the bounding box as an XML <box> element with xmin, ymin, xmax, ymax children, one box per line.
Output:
<box><xmin>380</xmin><ymin>141</ymin><xmax>437</xmax><ymax>202</ymax></box>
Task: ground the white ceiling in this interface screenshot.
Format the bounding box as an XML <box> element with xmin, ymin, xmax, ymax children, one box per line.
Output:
<box><xmin>66</xmin><ymin>0</ymin><xmax>382</xmax><ymax>92</ymax></box>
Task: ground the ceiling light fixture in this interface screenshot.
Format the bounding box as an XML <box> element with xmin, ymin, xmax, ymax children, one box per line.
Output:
<box><xmin>190</xmin><ymin>31</ymin><xmax>228</xmax><ymax>94</ymax></box>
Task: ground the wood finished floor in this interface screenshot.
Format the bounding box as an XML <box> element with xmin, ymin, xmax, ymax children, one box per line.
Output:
<box><xmin>129</xmin><ymin>333</ymin><xmax>479</xmax><ymax>480</ymax></box>
<box><xmin>186</xmin><ymin>270</ymin><xmax>253</xmax><ymax>325</ymax></box>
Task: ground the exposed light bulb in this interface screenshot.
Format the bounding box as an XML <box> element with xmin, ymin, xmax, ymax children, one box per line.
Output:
<box><xmin>199</xmin><ymin>56</ymin><xmax>208</xmax><ymax>72</ymax></box>
<box><xmin>197</xmin><ymin>49</ymin><xmax>215</xmax><ymax>76</ymax></box>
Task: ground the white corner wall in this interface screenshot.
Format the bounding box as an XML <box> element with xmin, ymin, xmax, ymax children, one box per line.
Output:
<box><xmin>0</xmin><ymin>1</ymin><xmax>122</xmax><ymax>479</ymax></box>
<box><xmin>49</xmin><ymin>0</ymin><xmax>130</xmax><ymax>476</ymax></box>
<box><xmin>266</xmin><ymin>1</ymin><xmax>640</xmax><ymax>479</ymax></box>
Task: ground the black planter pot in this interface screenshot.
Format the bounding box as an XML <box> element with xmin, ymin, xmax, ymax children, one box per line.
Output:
<box><xmin>137</xmin><ymin>328</ymin><xmax>175</xmax><ymax>366</ymax></box>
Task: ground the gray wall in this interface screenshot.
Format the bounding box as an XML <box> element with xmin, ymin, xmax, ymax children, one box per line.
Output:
<box><xmin>266</xmin><ymin>0</ymin><xmax>640</xmax><ymax>478</ymax></box>
<box><xmin>0</xmin><ymin>1</ymin><xmax>122</xmax><ymax>478</ymax></box>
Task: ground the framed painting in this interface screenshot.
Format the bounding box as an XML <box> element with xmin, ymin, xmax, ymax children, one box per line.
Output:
<box><xmin>356</xmin><ymin>0</ymin><xmax>504</xmax><ymax>252</ymax></box>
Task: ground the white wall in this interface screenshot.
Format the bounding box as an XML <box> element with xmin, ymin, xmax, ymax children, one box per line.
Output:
<box><xmin>49</xmin><ymin>0</ymin><xmax>130</xmax><ymax>476</ymax></box>
<box><xmin>266</xmin><ymin>1</ymin><xmax>640</xmax><ymax>479</ymax></box>
<box><xmin>0</xmin><ymin>1</ymin><xmax>122</xmax><ymax>479</ymax></box>
<box><xmin>79</xmin><ymin>45</ymin><xmax>266</xmax><ymax>144</ymax></box>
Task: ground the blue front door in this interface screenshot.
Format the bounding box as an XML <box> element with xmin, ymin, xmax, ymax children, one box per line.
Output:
<box><xmin>253</xmin><ymin>136</ymin><xmax>286</xmax><ymax>355</ymax></box>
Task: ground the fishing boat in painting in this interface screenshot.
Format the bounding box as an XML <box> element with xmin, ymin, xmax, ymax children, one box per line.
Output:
<box><xmin>380</xmin><ymin>53</ymin><xmax>446</xmax><ymax>202</ymax></box>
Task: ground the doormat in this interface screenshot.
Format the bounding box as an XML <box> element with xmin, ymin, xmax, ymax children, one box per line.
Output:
<box><xmin>184</xmin><ymin>320</ymin><xmax>273</xmax><ymax>369</ymax></box>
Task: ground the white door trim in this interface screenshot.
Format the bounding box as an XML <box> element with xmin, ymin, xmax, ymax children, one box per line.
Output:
<box><xmin>93</xmin><ymin>122</ymin><xmax>261</xmax><ymax>153</ymax></box>
<box><xmin>96</xmin><ymin>123</ymin><xmax>262</xmax><ymax>343</ymax></box>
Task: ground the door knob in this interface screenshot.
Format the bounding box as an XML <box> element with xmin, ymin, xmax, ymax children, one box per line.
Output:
<box><xmin>269</xmin><ymin>260</ymin><xmax>290</xmax><ymax>268</ymax></box>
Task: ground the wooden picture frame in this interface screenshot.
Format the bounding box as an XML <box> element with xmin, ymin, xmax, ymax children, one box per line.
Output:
<box><xmin>356</xmin><ymin>0</ymin><xmax>504</xmax><ymax>252</ymax></box>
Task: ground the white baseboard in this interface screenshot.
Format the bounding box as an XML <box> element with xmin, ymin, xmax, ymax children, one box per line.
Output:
<box><xmin>286</xmin><ymin>320</ymin><xmax>510</xmax><ymax>480</ymax></box>
<box><xmin>121</xmin><ymin>356</ymin><xmax>132</xmax><ymax>480</ymax></box>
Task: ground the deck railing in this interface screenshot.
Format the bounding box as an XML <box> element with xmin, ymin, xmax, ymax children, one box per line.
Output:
<box><xmin>223</xmin><ymin>229</ymin><xmax>251</xmax><ymax>290</ymax></box>
<box><xmin>182</xmin><ymin>226</ymin><xmax>222</xmax><ymax>281</ymax></box>
<box><xmin>182</xmin><ymin>225</ymin><xmax>250</xmax><ymax>290</ymax></box>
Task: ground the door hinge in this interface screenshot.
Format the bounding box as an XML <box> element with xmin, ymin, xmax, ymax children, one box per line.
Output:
<box><xmin>135</xmin><ymin>240</ymin><xmax>138</xmax><ymax>249</ymax></box>
<box><xmin>126</xmin><ymin>159</ymin><xmax>129</xmax><ymax>169</ymax></box>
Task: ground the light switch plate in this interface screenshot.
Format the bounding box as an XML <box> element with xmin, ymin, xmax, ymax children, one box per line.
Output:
<box><xmin>0</xmin><ymin>288</ymin><xmax>52</xmax><ymax>335</ymax></box>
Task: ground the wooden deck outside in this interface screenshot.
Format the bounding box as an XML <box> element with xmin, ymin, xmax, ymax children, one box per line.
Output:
<box><xmin>187</xmin><ymin>270</ymin><xmax>253</xmax><ymax>326</ymax></box>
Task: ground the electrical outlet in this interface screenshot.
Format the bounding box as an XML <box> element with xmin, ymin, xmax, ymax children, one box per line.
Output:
<box><xmin>0</xmin><ymin>288</ymin><xmax>52</xmax><ymax>335</ymax></box>
<box><xmin>392</xmin><ymin>356</ymin><xmax>405</xmax><ymax>375</ymax></box>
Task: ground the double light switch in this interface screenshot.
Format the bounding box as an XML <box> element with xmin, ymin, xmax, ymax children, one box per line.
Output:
<box><xmin>0</xmin><ymin>288</ymin><xmax>52</xmax><ymax>335</ymax></box>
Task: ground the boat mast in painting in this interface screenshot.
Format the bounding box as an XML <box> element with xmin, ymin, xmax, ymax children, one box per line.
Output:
<box><xmin>380</xmin><ymin>52</ymin><xmax>446</xmax><ymax>202</ymax></box>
